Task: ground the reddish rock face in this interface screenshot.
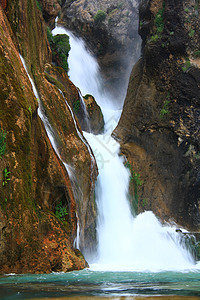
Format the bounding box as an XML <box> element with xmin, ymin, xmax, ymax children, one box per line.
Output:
<box><xmin>41</xmin><ymin>0</ymin><xmax>61</xmax><ymax>28</ymax></box>
<box><xmin>0</xmin><ymin>1</ymin><xmax>97</xmax><ymax>273</ymax></box>
<box><xmin>114</xmin><ymin>0</ymin><xmax>200</xmax><ymax>230</ymax></box>
<box><xmin>82</xmin><ymin>94</ymin><xmax>104</xmax><ymax>134</ymax></box>
<box><xmin>0</xmin><ymin>0</ymin><xmax>7</xmax><ymax>9</ymax></box>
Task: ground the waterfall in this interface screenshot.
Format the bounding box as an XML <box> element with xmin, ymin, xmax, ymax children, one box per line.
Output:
<box><xmin>52</xmin><ymin>26</ymin><xmax>121</xmax><ymax>126</ymax></box>
<box><xmin>52</xmin><ymin>24</ymin><xmax>200</xmax><ymax>272</ymax></box>
<box><xmin>78</xmin><ymin>91</ymin><xmax>91</xmax><ymax>132</ymax></box>
<box><xmin>84</xmin><ymin>132</ymin><xmax>195</xmax><ymax>271</ymax></box>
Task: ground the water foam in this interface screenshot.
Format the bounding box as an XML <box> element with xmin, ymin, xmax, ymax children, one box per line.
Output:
<box><xmin>53</xmin><ymin>25</ymin><xmax>199</xmax><ymax>272</ymax></box>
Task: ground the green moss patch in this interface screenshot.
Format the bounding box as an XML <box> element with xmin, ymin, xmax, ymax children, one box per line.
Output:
<box><xmin>47</xmin><ymin>28</ymin><xmax>70</xmax><ymax>73</ymax></box>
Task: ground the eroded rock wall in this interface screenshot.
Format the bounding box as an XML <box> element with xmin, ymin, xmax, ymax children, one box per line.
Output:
<box><xmin>0</xmin><ymin>0</ymin><xmax>97</xmax><ymax>273</ymax></box>
<box><xmin>114</xmin><ymin>0</ymin><xmax>200</xmax><ymax>230</ymax></box>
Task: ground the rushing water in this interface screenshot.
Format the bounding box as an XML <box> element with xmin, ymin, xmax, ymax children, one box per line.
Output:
<box><xmin>53</xmin><ymin>24</ymin><xmax>199</xmax><ymax>272</ymax></box>
<box><xmin>1</xmin><ymin>25</ymin><xmax>199</xmax><ymax>300</ymax></box>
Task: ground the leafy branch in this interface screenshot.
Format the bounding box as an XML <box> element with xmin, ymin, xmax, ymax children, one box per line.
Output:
<box><xmin>55</xmin><ymin>201</ymin><xmax>68</xmax><ymax>221</ymax></box>
<box><xmin>2</xmin><ymin>168</ymin><xmax>11</xmax><ymax>186</ymax></box>
<box><xmin>0</xmin><ymin>128</ymin><xmax>7</xmax><ymax>159</ymax></box>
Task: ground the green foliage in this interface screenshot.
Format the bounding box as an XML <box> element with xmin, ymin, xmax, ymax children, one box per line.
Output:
<box><xmin>155</xmin><ymin>3</ymin><xmax>165</xmax><ymax>33</ymax></box>
<box><xmin>194</xmin><ymin>50</ymin><xmax>200</xmax><ymax>57</ymax></box>
<box><xmin>160</xmin><ymin>99</ymin><xmax>170</xmax><ymax>119</ymax></box>
<box><xmin>47</xmin><ymin>28</ymin><xmax>71</xmax><ymax>73</ymax></box>
<box><xmin>94</xmin><ymin>10</ymin><xmax>106</xmax><ymax>24</ymax></box>
<box><xmin>53</xmin><ymin>34</ymin><xmax>71</xmax><ymax>73</ymax></box>
<box><xmin>131</xmin><ymin>171</ymin><xmax>143</xmax><ymax>186</ymax></box>
<box><xmin>195</xmin><ymin>152</ymin><xmax>200</xmax><ymax>159</ymax></box>
<box><xmin>142</xmin><ymin>198</ymin><xmax>148</xmax><ymax>208</ymax></box>
<box><xmin>184</xmin><ymin>7</ymin><xmax>189</xmax><ymax>13</ymax></box>
<box><xmin>0</xmin><ymin>128</ymin><xmax>7</xmax><ymax>159</ymax></box>
<box><xmin>35</xmin><ymin>0</ymin><xmax>42</xmax><ymax>12</ymax></box>
<box><xmin>125</xmin><ymin>161</ymin><xmax>143</xmax><ymax>209</ymax></box>
<box><xmin>2</xmin><ymin>168</ymin><xmax>11</xmax><ymax>186</ymax></box>
<box><xmin>73</xmin><ymin>100</ymin><xmax>80</xmax><ymax>113</ymax></box>
<box><xmin>83</xmin><ymin>94</ymin><xmax>93</xmax><ymax>100</ymax></box>
<box><xmin>47</xmin><ymin>27</ymin><xmax>54</xmax><ymax>44</ymax></box>
<box><xmin>182</xmin><ymin>58</ymin><xmax>191</xmax><ymax>72</ymax></box>
<box><xmin>151</xmin><ymin>1</ymin><xmax>165</xmax><ymax>42</ymax></box>
<box><xmin>55</xmin><ymin>201</ymin><xmax>68</xmax><ymax>221</ymax></box>
<box><xmin>189</xmin><ymin>28</ymin><xmax>195</xmax><ymax>37</ymax></box>
<box><xmin>151</xmin><ymin>34</ymin><xmax>159</xmax><ymax>42</ymax></box>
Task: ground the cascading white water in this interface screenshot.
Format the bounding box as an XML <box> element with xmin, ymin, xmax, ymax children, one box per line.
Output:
<box><xmin>85</xmin><ymin>133</ymin><xmax>196</xmax><ymax>271</ymax></box>
<box><xmin>53</xmin><ymin>25</ymin><xmax>199</xmax><ymax>271</ymax></box>
<box><xmin>78</xmin><ymin>91</ymin><xmax>91</xmax><ymax>132</ymax></box>
<box><xmin>52</xmin><ymin>26</ymin><xmax>121</xmax><ymax>126</ymax></box>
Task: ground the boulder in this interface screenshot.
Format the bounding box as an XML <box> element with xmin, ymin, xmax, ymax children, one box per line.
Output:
<box><xmin>83</xmin><ymin>94</ymin><xmax>104</xmax><ymax>134</ymax></box>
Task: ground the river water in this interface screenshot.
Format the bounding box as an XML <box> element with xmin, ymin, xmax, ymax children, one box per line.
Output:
<box><xmin>0</xmin><ymin>270</ymin><xmax>200</xmax><ymax>299</ymax></box>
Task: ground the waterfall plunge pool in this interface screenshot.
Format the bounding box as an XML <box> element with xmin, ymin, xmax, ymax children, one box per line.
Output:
<box><xmin>0</xmin><ymin>269</ymin><xmax>200</xmax><ymax>299</ymax></box>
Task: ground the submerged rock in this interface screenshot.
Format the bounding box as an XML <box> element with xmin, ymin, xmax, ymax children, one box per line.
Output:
<box><xmin>114</xmin><ymin>0</ymin><xmax>200</xmax><ymax>230</ymax></box>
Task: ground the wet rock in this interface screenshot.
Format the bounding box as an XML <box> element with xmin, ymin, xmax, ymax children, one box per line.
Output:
<box><xmin>114</xmin><ymin>0</ymin><xmax>200</xmax><ymax>230</ymax></box>
<box><xmin>0</xmin><ymin>1</ymin><xmax>97</xmax><ymax>273</ymax></box>
<box><xmin>177</xmin><ymin>231</ymin><xmax>200</xmax><ymax>261</ymax></box>
<box><xmin>39</xmin><ymin>0</ymin><xmax>61</xmax><ymax>28</ymax></box>
<box><xmin>83</xmin><ymin>94</ymin><xmax>104</xmax><ymax>134</ymax></box>
<box><xmin>60</xmin><ymin>0</ymin><xmax>141</xmax><ymax>105</ymax></box>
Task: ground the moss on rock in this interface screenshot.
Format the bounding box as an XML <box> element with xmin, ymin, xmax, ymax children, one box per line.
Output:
<box><xmin>0</xmin><ymin>2</ymin><xmax>95</xmax><ymax>273</ymax></box>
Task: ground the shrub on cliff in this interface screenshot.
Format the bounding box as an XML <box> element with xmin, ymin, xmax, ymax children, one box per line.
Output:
<box><xmin>47</xmin><ymin>28</ymin><xmax>70</xmax><ymax>73</ymax></box>
<box><xmin>94</xmin><ymin>10</ymin><xmax>106</xmax><ymax>24</ymax></box>
<box><xmin>0</xmin><ymin>128</ymin><xmax>6</xmax><ymax>159</ymax></box>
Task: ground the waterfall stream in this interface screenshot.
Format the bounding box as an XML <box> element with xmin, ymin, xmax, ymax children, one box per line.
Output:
<box><xmin>20</xmin><ymin>24</ymin><xmax>199</xmax><ymax>272</ymax></box>
<box><xmin>19</xmin><ymin>55</ymin><xmax>75</xmax><ymax>178</ymax></box>
<box><xmin>1</xmin><ymin>18</ymin><xmax>200</xmax><ymax>300</ymax></box>
<box><xmin>52</xmin><ymin>25</ymin><xmax>200</xmax><ymax>272</ymax></box>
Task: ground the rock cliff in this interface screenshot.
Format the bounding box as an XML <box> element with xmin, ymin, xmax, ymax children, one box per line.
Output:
<box><xmin>0</xmin><ymin>0</ymin><xmax>97</xmax><ymax>273</ymax></box>
<box><xmin>61</xmin><ymin>0</ymin><xmax>141</xmax><ymax>105</ymax></box>
<box><xmin>114</xmin><ymin>0</ymin><xmax>200</xmax><ymax>230</ymax></box>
